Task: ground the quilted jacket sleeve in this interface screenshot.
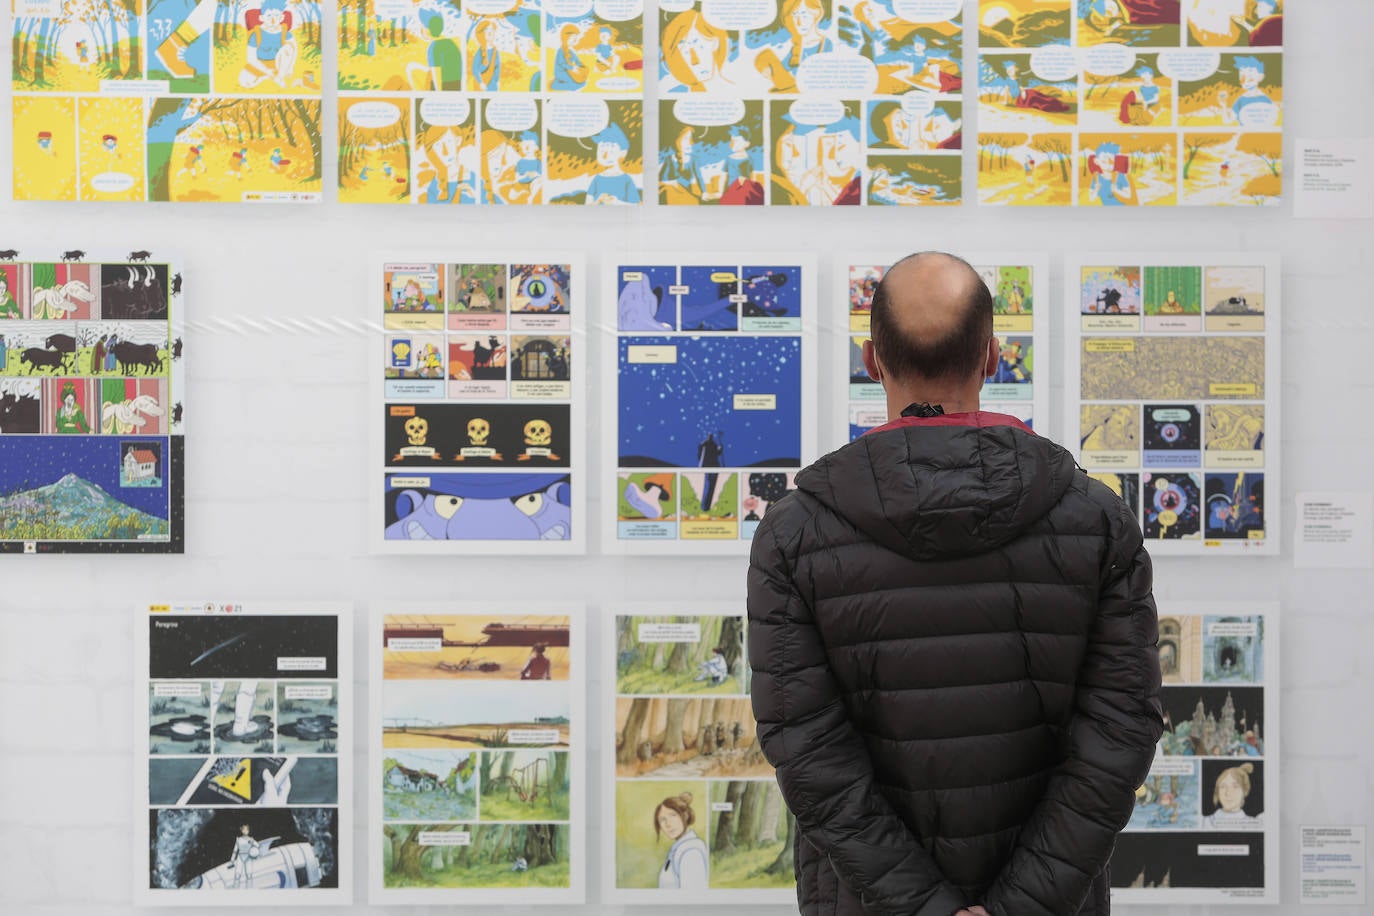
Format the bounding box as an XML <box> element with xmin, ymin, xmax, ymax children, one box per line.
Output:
<box><xmin>982</xmin><ymin>499</ymin><xmax>1165</xmax><ymax>916</ymax></box>
<box><xmin>747</xmin><ymin>506</ymin><xmax>968</xmax><ymax>916</ymax></box>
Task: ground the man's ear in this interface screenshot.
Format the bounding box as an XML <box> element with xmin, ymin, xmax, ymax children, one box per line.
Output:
<box><xmin>983</xmin><ymin>336</ymin><xmax>1000</xmax><ymax>379</ymax></box>
<box><xmin>861</xmin><ymin>339</ymin><xmax>882</xmax><ymax>383</ymax></box>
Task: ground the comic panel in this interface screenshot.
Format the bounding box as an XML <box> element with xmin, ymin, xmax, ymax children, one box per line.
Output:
<box><xmin>148</xmin><ymin>807</ymin><xmax>340</xmax><ymax>890</ymax></box>
<box><xmin>1111</xmin><ymin>832</ymin><xmax>1265</xmax><ymax>889</ymax></box>
<box><xmin>383</xmin><ymin>263</ymin><xmax>446</xmax><ymax>331</ymax></box>
<box><xmin>984</xmin><ymin>336</ymin><xmax>1033</xmax><ymax>402</ymax></box>
<box><xmin>767</xmin><ymin>99</ymin><xmax>865</xmax><ymax>207</ymax></box>
<box><xmin>210</xmin><ymin>679</ymin><xmax>276</xmax><ymax>754</ymax></box>
<box><xmin>1079</xmin><ymin>133</ymin><xmax>1178</xmax><ymax>206</ymax></box>
<box><xmin>412</xmin><ymin>98</ymin><xmax>480</xmax><ymax>204</ymax></box>
<box><xmin>510</xmin><ymin>333</ymin><xmax>572</xmax><ymax>400</ymax></box>
<box><xmin>546</xmin><ymin>7</ymin><xmax>644</xmax><ymax>93</ymax></box>
<box><xmin>1088</xmin><ymin>471</ymin><xmax>1140</xmax><ymax>522</ymax></box>
<box><xmin>615</xmin><ymin>781</ymin><xmax>709</xmax><ymax>889</ymax></box>
<box><xmin>979</xmin><ymin>264</ymin><xmax>1033</xmax><ymax>333</ymax></box>
<box><xmin>1201</xmin><ymin>759</ymin><xmax>1265</xmax><ymax>829</ymax></box>
<box><xmin>1142</xmin><ymin>471</ymin><xmax>1201</xmax><ymax>540</ymax></box>
<box><xmin>338</xmin><ymin>97</ymin><xmax>412</xmax><ymax>205</ymax></box>
<box><xmin>615</xmin><ymin>614</ymin><xmax>747</xmax><ymax>696</ymax></box>
<box><xmin>1143</xmin><ymin>404</ymin><xmax>1202</xmax><ymax>468</ymax></box>
<box><xmin>381</xmin><ymin>823</ymin><xmax>570</xmax><ymax>889</ymax></box>
<box><xmin>738</xmin><ymin>264</ymin><xmax>803</xmax><ymax>332</ymax></box>
<box><xmin>1184</xmin><ymin>1</ymin><xmax>1284</xmax><ymax>48</ymax></box>
<box><xmin>1177</xmin><ymin>53</ymin><xmax>1281</xmax><ymax>129</ymax></box>
<box><xmin>1204</xmin><ymin>265</ymin><xmax>1265</xmax><ymax>331</ymax></box>
<box><xmin>478</xmin><ymin>750</ymin><xmax>571</xmax><ymax>823</ymax></box>
<box><xmin>867</xmin><ymin>149</ymin><xmax>962</xmax><ymax>205</ymax></box>
<box><xmin>848</xmin><ymin>264</ymin><xmax>881</xmax><ymax>332</ymax></box>
<box><xmin>679</xmin><ymin>265</ymin><xmax>741</xmax><ymax>332</ymax></box>
<box><xmin>681</xmin><ymin>471</ymin><xmax>739</xmax><ymax>540</ymax></box>
<box><xmin>1080</xmin><ymin>404</ymin><xmax>1141</xmax><ymax>468</ymax></box>
<box><xmin>381</xmin><ymin>614</ymin><xmax>571</xmax><ymax>681</ymax></box>
<box><xmin>1127</xmin><ymin>757</ymin><xmax>1202</xmax><ymax>830</ymax></box>
<box><xmin>1159</xmin><ymin>685</ymin><xmax>1265</xmax><ymax>756</ymax></box>
<box><xmin>383</xmin><ymin>472</ymin><xmax>572</xmax><ymax>542</ymax></box>
<box><xmin>1157</xmin><ymin>614</ymin><xmax>1203</xmax><ymax>683</ymax></box>
<box><xmin>481</xmin><ymin>99</ymin><xmax>545</xmax><ymax>205</ymax></box>
<box><xmin>337</xmin><ymin>1</ymin><xmax>466</xmax><ymax>91</ymax></box>
<box><xmin>0</xmin><ymin>377</ymin><xmax>43</xmax><ymax>433</ymax></box>
<box><xmin>97</xmin><ymin>378</ymin><xmax>169</xmax><ymax>435</ymax></box>
<box><xmin>509</xmin><ymin>264</ymin><xmax>572</xmax><ymax>332</ymax></box>
<box><xmin>614</xmin><ymin>696</ymin><xmax>769</xmax><ymax>780</ymax></box>
<box><xmin>617</xmin><ymin>265</ymin><xmax>680</xmax><ymax>331</ymax></box>
<box><xmin>149</xmin><ymin>681</ymin><xmax>213</xmax><ymax>755</ymax></box>
<box><xmin>1205</xmin><ymin>404</ymin><xmax>1264</xmax><ymax>468</ymax></box>
<box><xmin>978</xmin><ymin>52</ymin><xmax>1078</xmax><ymax>131</ymax></box>
<box><xmin>1077</xmin><ymin>0</ymin><xmax>1181</xmax><ymax>46</ymax></box>
<box><xmin>708</xmin><ymin>780</ymin><xmax>796</xmax><ymax>889</ymax></box>
<box><xmin>12</xmin><ymin>96</ymin><xmax>79</xmax><ymax>201</ymax></box>
<box><xmin>1202</xmin><ymin>615</ymin><xmax>1264</xmax><ymax>682</ymax></box>
<box><xmin>1080</xmin><ymin>265</ymin><xmax>1142</xmax><ymax>331</ymax></box>
<box><xmin>21</xmin><ymin>261</ymin><xmax>100</xmax><ymax>320</ymax></box>
<box><xmin>659</xmin><ymin>99</ymin><xmax>766</xmax><ymax>206</ymax></box>
<box><xmin>979</xmin><ymin>1</ymin><xmax>1072</xmax><ymax>49</ymax></box>
<box><xmin>151</xmin><ymin>756</ymin><xmax>338</xmax><ymax>806</ymax></box>
<box><xmin>277</xmin><ymin>682</ymin><xmax>340</xmax><ymax>754</ymax></box>
<box><xmin>616</xmin><ymin>472</ymin><xmax>679</xmax><ymax>539</ymax></box>
<box><xmin>1181</xmin><ymin>132</ymin><xmax>1281</xmax><ymax>207</ymax></box>
<box><xmin>1204</xmin><ymin>472</ymin><xmax>1264</xmax><ymax>540</ymax></box>
<box><xmin>545</xmin><ymin>98</ymin><xmax>643</xmax><ymax>205</ymax></box>
<box><xmin>741</xmin><ymin>472</ymin><xmax>795</xmax><ymax>538</ymax></box>
<box><xmin>385</xmin><ymin>333</ymin><xmax>447</xmax><ymax>398</ymax></box>
<box><xmin>78</xmin><ymin>96</ymin><xmax>147</xmax><ymax>203</ymax></box>
<box><xmin>977</xmin><ymin>131</ymin><xmax>1073</xmax><ymax>206</ymax></box>
<box><xmin>148</xmin><ymin>614</ymin><xmax>339</xmax><ymax>679</ymax></box>
<box><xmin>617</xmin><ymin>336</ymin><xmax>803</xmax><ymax>468</ymax></box>
<box><xmin>448</xmin><ymin>334</ymin><xmax>509</xmax><ymax>399</ymax></box>
<box><xmin>1080</xmin><ymin>337</ymin><xmax>1264</xmax><ymax>400</ymax></box>
<box><xmin>0</xmin><ymin>436</ymin><xmax>173</xmax><ymax>544</ymax></box>
<box><xmin>1143</xmin><ymin>265</ymin><xmax>1202</xmax><ymax>331</ymax></box>
<box><xmin>449</xmin><ymin>263</ymin><xmax>509</xmax><ymax>332</ymax></box>
<box><xmin>383</xmin><ymin>681</ymin><xmax>570</xmax><ymax>749</ymax></box>
<box><xmin>385</xmin><ymin>403</ymin><xmax>571</xmax><ymax>468</ymax></box>
<box><xmin>383</xmin><ymin>750</ymin><xmax>479</xmax><ymax>823</ymax></box>
<box><xmin>1081</xmin><ymin>52</ymin><xmax>1174</xmax><ymax>128</ymax></box>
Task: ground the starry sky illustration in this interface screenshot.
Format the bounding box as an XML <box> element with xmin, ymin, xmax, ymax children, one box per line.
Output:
<box><xmin>618</xmin><ymin>336</ymin><xmax>802</xmax><ymax>467</ymax></box>
<box><xmin>0</xmin><ymin>435</ymin><xmax>169</xmax><ymax>518</ymax></box>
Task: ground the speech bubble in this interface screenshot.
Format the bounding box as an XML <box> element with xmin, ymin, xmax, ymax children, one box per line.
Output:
<box><xmin>891</xmin><ymin>0</ymin><xmax>962</xmax><ymax>23</ymax></box>
<box><xmin>1236</xmin><ymin>99</ymin><xmax>1279</xmax><ymax>128</ymax></box>
<box><xmin>465</xmin><ymin>0</ymin><xmax>517</xmax><ymax>14</ymax></box>
<box><xmin>673</xmin><ymin>97</ymin><xmax>746</xmax><ymax>127</ymax></box>
<box><xmin>546</xmin><ymin>0</ymin><xmax>592</xmax><ymax>15</ymax></box>
<box><xmin>485</xmin><ymin>97</ymin><xmax>538</xmax><ymax>132</ymax></box>
<box><xmin>594</xmin><ymin>0</ymin><xmax>642</xmax><ymax>22</ymax></box>
<box><xmin>1083</xmin><ymin>43</ymin><xmax>1135</xmax><ymax>77</ymax></box>
<box><xmin>546</xmin><ymin>96</ymin><xmax>610</xmax><ymax>137</ymax></box>
<box><xmin>1030</xmin><ymin>45</ymin><xmax>1077</xmax><ymax>83</ymax></box>
<box><xmin>900</xmin><ymin>91</ymin><xmax>937</xmax><ymax>116</ymax></box>
<box><xmin>418</xmin><ymin>97</ymin><xmax>470</xmax><ymax>127</ymax></box>
<box><xmin>348</xmin><ymin>100</ymin><xmax>403</xmax><ymax>129</ymax></box>
<box><xmin>797</xmin><ymin>53</ymin><xmax>877</xmax><ymax>96</ymax></box>
<box><xmin>1157</xmin><ymin>49</ymin><xmax>1221</xmax><ymax>82</ymax></box>
<box><xmin>91</xmin><ymin>172</ymin><xmax>135</xmax><ymax>193</ymax></box>
<box><xmin>599</xmin><ymin>76</ymin><xmax>639</xmax><ymax>91</ymax></box>
<box><xmin>1151</xmin><ymin>408</ymin><xmax>1192</xmax><ymax>422</ymax></box>
<box><xmin>788</xmin><ymin>98</ymin><xmax>845</xmax><ymax>126</ymax></box>
<box><xmin>374</xmin><ymin>0</ymin><xmax>412</xmax><ymax>18</ymax></box>
<box><xmin>703</xmin><ymin>0</ymin><xmax>776</xmax><ymax>32</ymax></box>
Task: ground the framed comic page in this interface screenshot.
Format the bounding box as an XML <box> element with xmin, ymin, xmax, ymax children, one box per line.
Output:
<box><xmin>371</xmin><ymin>253</ymin><xmax>586</xmax><ymax>554</ymax></box>
<box><xmin>370</xmin><ymin>603</ymin><xmax>586</xmax><ymax>905</ymax></box>
<box><xmin>602</xmin><ymin>254</ymin><xmax>818</xmax><ymax>555</ymax></box>
<box><xmin>1112</xmin><ymin>602</ymin><xmax>1279</xmax><ymax>905</ymax></box>
<box><xmin>1066</xmin><ymin>253</ymin><xmax>1280</xmax><ymax>555</ymax></box>
<box><xmin>0</xmin><ymin>246</ymin><xmax>185</xmax><ymax>553</ymax></box>
<box><xmin>135</xmin><ymin>601</ymin><xmax>352</xmax><ymax>906</ymax></box>
<box><xmin>839</xmin><ymin>251</ymin><xmax>1051</xmax><ymax>442</ymax></box>
<box><xmin>605</xmin><ymin>603</ymin><xmax>796</xmax><ymax>905</ymax></box>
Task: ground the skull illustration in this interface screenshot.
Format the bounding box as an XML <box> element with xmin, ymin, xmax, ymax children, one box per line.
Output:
<box><xmin>467</xmin><ymin>417</ymin><xmax>490</xmax><ymax>446</ymax></box>
<box><xmin>524</xmin><ymin>419</ymin><xmax>552</xmax><ymax>447</ymax></box>
<box><xmin>405</xmin><ymin>416</ymin><xmax>429</xmax><ymax>446</ymax></box>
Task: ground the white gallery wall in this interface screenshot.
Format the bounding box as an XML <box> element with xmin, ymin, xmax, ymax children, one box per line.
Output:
<box><xmin>0</xmin><ymin>2</ymin><xmax>1370</xmax><ymax>913</ymax></box>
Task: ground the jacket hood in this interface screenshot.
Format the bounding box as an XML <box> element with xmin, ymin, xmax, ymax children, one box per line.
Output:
<box><xmin>795</xmin><ymin>413</ymin><xmax>1078</xmax><ymax>560</ymax></box>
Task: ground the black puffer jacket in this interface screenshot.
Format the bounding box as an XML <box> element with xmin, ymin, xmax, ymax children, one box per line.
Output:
<box><xmin>748</xmin><ymin>414</ymin><xmax>1163</xmax><ymax>916</ymax></box>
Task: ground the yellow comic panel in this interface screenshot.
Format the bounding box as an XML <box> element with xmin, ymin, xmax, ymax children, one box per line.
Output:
<box><xmin>211</xmin><ymin>0</ymin><xmax>323</xmax><ymax>96</ymax></box>
<box><xmin>78</xmin><ymin>96</ymin><xmax>146</xmax><ymax>201</ymax></box>
<box><xmin>13</xmin><ymin>96</ymin><xmax>78</xmax><ymax>200</ymax></box>
<box><xmin>339</xmin><ymin>97</ymin><xmax>412</xmax><ymax>203</ymax></box>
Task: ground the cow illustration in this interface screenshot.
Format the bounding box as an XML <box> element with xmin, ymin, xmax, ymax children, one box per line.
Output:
<box><xmin>61</xmin><ymin>250</ymin><xmax>86</xmax><ymax>261</ymax></box>
<box><xmin>128</xmin><ymin>250</ymin><xmax>151</xmax><ymax>262</ymax></box>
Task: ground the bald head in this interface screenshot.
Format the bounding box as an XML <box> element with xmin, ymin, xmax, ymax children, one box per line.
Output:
<box><xmin>869</xmin><ymin>252</ymin><xmax>994</xmax><ymax>384</ymax></box>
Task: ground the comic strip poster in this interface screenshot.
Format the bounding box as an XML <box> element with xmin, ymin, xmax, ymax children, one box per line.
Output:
<box><xmin>0</xmin><ymin>248</ymin><xmax>184</xmax><ymax>553</ymax></box>
<box><xmin>371</xmin><ymin>605</ymin><xmax>586</xmax><ymax>904</ymax></box>
<box><xmin>841</xmin><ymin>252</ymin><xmax>1049</xmax><ymax>441</ymax></box>
<box><xmin>604</xmin><ymin>255</ymin><xmax>816</xmax><ymax>554</ymax></box>
<box><xmin>605</xmin><ymin>604</ymin><xmax>795</xmax><ymax>904</ymax></box>
<box><xmin>1067</xmin><ymin>253</ymin><xmax>1279</xmax><ymax>555</ymax></box>
<box><xmin>373</xmin><ymin>253</ymin><xmax>585</xmax><ymax>553</ymax></box>
<box><xmin>11</xmin><ymin>0</ymin><xmax>323</xmax><ymax>202</ymax></box>
<box><xmin>977</xmin><ymin>1</ymin><xmax>1283</xmax><ymax>207</ymax></box>
<box><xmin>135</xmin><ymin>601</ymin><xmax>351</xmax><ymax>905</ymax></box>
<box><xmin>336</xmin><ymin>0</ymin><xmax>645</xmax><ymax>205</ymax></box>
<box><xmin>1112</xmin><ymin>602</ymin><xmax>1278</xmax><ymax>904</ymax></box>
<box><xmin>656</xmin><ymin>0</ymin><xmax>964</xmax><ymax>206</ymax></box>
